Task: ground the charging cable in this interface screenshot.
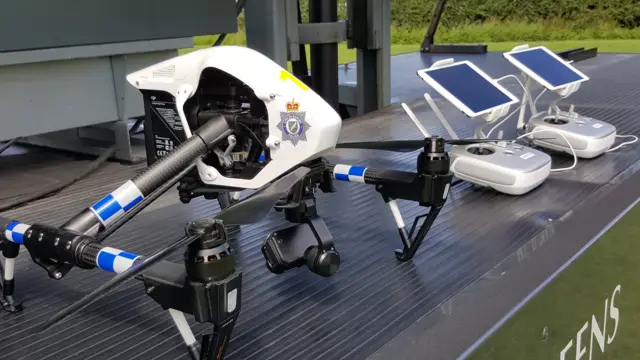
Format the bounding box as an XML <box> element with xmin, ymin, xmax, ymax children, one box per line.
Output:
<box><xmin>515</xmin><ymin>128</ymin><xmax>577</xmax><ymax>172</ymax></box>
<box><xmin>484</xmin><ymin>102</ymin><xmax>525</xmax><ymax>138</ymax></box>
<box><xmin>491</xmin><ymin>74</ymin><xmax>637</xmax><ymax>155</ymax></box>
<box><xmin>607</xmin><ymin>135</ymin><xmax>639</xmax><ymax>152</ymax></box>
<box><xmin>484</xmin><ymin>75</ymin><xmax>529</xmax><ymax>138</ymax></box>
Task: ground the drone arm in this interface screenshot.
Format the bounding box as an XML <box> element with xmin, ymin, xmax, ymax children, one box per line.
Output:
<box><xmin>329</xmin><ymin>163</ymin><xmax>452</xmax><ymax>261</ymax></box>
<box><xmin>1</xmin><ymin>219</ymin><xmax>146</xmax><ymax>278</ymax></box>
<box><xmin>62</xmin><ymin>115</ymin><xmax>233</xmax><ymax>237</ymax></box>
<box><xmin>0</xmin><ymin>115</ymin><xmax>233</xmax><ymax>308</ymax></box>
<box><xmin>330</xmin><ymin>164</ymin><xmax>416</xmax><ymax>186</ymax></box>
<box><xmin>0</xmin><ymin>216</ymin><xmax>147</xmax><ymax>311</ymax></box>
<box><xmin>0</xmin><ymin>218</ymin><xmax>238</xmax><ymax>360</ymax></box>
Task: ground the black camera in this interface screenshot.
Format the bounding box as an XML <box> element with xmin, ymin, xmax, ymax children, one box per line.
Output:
<box><xmin>261</xmin><ymin>217</ymin><xmax>340</xmax><ymax>277</ymax></box>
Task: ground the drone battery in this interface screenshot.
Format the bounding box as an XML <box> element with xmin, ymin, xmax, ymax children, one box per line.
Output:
<box><xmin>141</xmin><ymin>91</ymin><xmax>189</xmax><ymax>166</ymax></box>
<box><xmin>449</xmin><ymin>143</ymin><xmax>551</xmax><ymax>196</ymax></box>
<box><xmin>527</xmin><ymin>115</ymin><xmax>616</xmax><ymax>159</ymax></box>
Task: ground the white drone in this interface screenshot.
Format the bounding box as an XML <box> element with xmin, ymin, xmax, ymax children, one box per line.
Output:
<box><xmin>127</xmin><ymin>45</ymin><xmax>343</xmax><ymax>189</ymax></box>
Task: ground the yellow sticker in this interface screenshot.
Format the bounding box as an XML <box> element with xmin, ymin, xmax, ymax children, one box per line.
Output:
<box><xmin>279</xmin><ymin>70</ymin><xmax>309</xmax><ymax>91</ymax></box>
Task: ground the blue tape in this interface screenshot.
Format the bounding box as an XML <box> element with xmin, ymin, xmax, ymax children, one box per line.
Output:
<box><xmin>118</xmin><ymin>251</ymin><xmax>139</xmax><ymax>261</ymax></box>
<box><xmin>6</xmin><ymin>221</ymin><xmax>27</xmax><ymax>244</ymax></box>
<box><xmin>6</xmin><ymin>221</ymin><xmax>18</xmax><ymax>231</ymax></box>
<box><xmin>122</xmin><ymin>195</ymin><xmax>143</xmax><ymax>212</ymax></box>
<box><xmin>333</xmin><ymin>164</ymin><xmax>367</xmax><ymax>183</ymax></box>
<box><xmin>348</xmin><ymin>166</ymin><xmax>366</xmax><ymax>177</ymax></box>
<box><xmin>90</xmin><ymin>181</ymin><xmax>145</xmax><ymax>225</ymax></box>
<box><xmin>5</xmin><ymin>221</ymin><xmax>26</xmax><ymax>244</ymax></box>
<box><xmin>97</xmin><ymin>251</ymin><xmax>117</xmax><ymax>272</ymax></box>
<box><xmin>95</xmin><ymin>247</ymin><xmax>142</xmax><ymax>273</ymax></box>
<box><xmin>91</xmin><ymin>194</ymin><xmax>122</xmax><ymax>223</ymax></box>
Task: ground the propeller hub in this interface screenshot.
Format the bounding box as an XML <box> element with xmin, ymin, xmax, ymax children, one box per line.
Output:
<box><xmin>428</xmin><ymin>136</ymin><xmax>446</xmax><ymax>154</ymax></box>
<box><xmin>418</xmin><ymin>137</ymin><xmax>450</xmax><ymax>175</ymax></box>
<box><xmin>185</xmin><ymin>218</ymin><xmax>228</xmax><ymax>248</ymax></box>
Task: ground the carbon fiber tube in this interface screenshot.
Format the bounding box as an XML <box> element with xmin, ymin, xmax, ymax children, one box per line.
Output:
<box><xmin>361</xmin><ymin>168</ymin><xmax>416</xmax><ymax>185</ymax></box>
<box><xmin>0</xmin><ymin>218</ymin><xmax>146</xmax><ymax>274</ymax></box>
<box><xmin>132</xmin><ymin>116</ymin><xmax>231</xmax><ymax>195</ymax></box>
<box><xmin>79</xmin><ymin>242</ymin><xmax>104</xmax><ymax>267</ymax></box>
<box><xmin>327</xmin><ymin>164</ymin><xmax>416</xmax><ymax>186</ymax></box>
<box><xmin>61</xmin><ymin>116</ymin><xmax>232</xmax><ymax>236</ymax></box>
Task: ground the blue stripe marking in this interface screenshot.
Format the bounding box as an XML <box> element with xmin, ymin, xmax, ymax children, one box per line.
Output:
<box><xmin>119</xmin><ymin>251</ymin><xmax>139</xmax><ymax>260</ymax></box>
<box><xmin>12</xmin><ymin>232</ymin><xmax>24</xmax><ymax>244</ymax></box>
<box><xmin>348</xmin><ymin>166</ymin><xmax>366</xmax><ymax>176</ymax></box>
<box><xmin>91</xmin><ymin>194</ymin><xmax>114</xmax><ymax>212</ymax></box>
<box><xmin>6</xmin><ymin>221</ymin><xmax>18</xmax><ymax>232</ymax></box>
<box><xmin>6</xmin><ymin>221</ymin><xmax>25</xmax><ymax>244</ymax></box>
<box><xmin>335</xmin><ymin>173</ymin><xmax>349</xmax><ymax>181</ymax></box>
<box><xmin>122</xmin><ymin>195</ymin><xmax>143</xmax><ymax>212</ymax></box>
<box><xmin>97</xmin><ymin>251</ymin><xmax>117</xmax><ymax>272</ymax></box>
<box><xmin>91</xmin><ymin>194</ymin><xmax>122</xmax><ymax>222</ymax></box>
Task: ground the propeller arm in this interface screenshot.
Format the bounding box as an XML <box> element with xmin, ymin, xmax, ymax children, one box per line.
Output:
<box><xmin>334</xmin><ymin>137</ymin><xmax>530</xmax><ymax>153</ymax></box>
<box><xmin>0</xmin><ymin>164</ymin><xmax>309</xmax><ymax>317</ymax></box>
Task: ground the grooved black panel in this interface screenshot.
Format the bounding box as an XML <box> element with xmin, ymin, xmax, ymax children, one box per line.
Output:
<box><xmin>0</xmin><ymin>0</ymin><xmax>238</xmax><ymax>53</ymax></box>
<box><xmin>1</xmin><ymin>52</ymin><xmax>640</xmax><ymax>360</ymax></box>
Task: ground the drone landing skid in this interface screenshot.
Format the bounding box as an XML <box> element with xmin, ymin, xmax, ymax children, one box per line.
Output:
<box><xmin>0</xmin><ymin>240</ymin><xmax>23</xmax><ymax>313</ymax></box>
<box><xmin>140</xmin><ymin>266</ymin><xmax>240</xmax><ymax>360</ymax></box>
<box><xmin>394</xmin><ymin>203</ymin><xmax>443</xmax><ymax>262</ymax></box>
<box><xmin>138</xmin><ymin>219</ymin><xmax>242</xmax><ymax>360</ymax></box>
<box><xmin>373</xmin><ymin>169</ymin><xmax>449</xmax><ymax>262</ymax></box>
<box><xmin>332</xmin><ymin>136</ymin><xmax>454</xmax><ymax>262</ymax></box>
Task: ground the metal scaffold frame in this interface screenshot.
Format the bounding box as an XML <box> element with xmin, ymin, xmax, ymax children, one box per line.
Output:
<box><xmin>244</xmin><ymin>0</ymin><xmax>392</xmax><ymax>118</ymax></box>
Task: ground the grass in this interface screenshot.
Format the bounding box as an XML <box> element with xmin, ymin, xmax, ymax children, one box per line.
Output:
<box><xmin>180</xmin><ymin>20</ymin><xmax>640</xmax><ymax>64</ymax></box>
<box><xmin>180</xmin><ymin>39</ymin><xmax>640</xmax><ymax>67</ymax></box>
<box><xmin>468</xmin><ymin>202</ymin><xmax>640</xmax><ymax>359</ymax></box>
<box><xmin>391</xmin><ymin>20</ymin><xmax>640</xmax><ymax>44</ymax></box>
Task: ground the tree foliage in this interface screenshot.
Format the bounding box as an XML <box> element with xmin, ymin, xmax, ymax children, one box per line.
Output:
<box><xmin>297</xmin><ymin>0</ymin><xmax>640</xmax><ymax>29</ymax></box>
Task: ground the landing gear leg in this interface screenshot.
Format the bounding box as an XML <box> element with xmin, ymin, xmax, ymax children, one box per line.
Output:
<box><xmin>142</xmin><ymin>218</ymin><xmax>241</xmax><ymax>360</ymax></box>
<box><xmin>1</xmin><ymin>240</ymin><xmax>23</xmax><ymax>312</ymax></box>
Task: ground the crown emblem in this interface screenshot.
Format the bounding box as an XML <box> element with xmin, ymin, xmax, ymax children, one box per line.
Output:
<box><xmin>286</xmin><ymin>98</ymin><xmax>300</xmax><ymax>112</ymax></box>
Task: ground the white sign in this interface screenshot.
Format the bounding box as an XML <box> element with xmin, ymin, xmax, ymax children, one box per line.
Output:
<box><xmin>559</xmin><ymin>284</ymin><xmax>621</xmax><ymax>360</ymax></box>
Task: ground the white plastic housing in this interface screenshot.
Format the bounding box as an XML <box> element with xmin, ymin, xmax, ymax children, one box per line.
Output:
<box><xmin>126</xmin><ymin>46</ymin><xmax>342</xmax><ymax>189</ymax></box>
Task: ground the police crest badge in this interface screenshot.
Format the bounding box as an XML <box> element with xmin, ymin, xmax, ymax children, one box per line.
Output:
<box><xmin>278</xmin><ymin>98</ymin><xmax>311</xmax><ymax>146</ymax></box>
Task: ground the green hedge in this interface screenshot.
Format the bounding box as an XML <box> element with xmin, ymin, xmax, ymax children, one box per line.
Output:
<box><xmin>298</xmin><ymin>0</ymin><xmax>640</xmax><ymax>29</ymax></box>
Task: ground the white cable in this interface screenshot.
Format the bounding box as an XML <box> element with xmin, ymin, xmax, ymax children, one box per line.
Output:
<box><xmin>484</xmin><ymin>102</ymin><xmax>526</xmax><ymax>138</ymax></box>
<box><xmin>532</xmin><ymin>88</ymin><xmax>547</xmax><ymax>111</ymax></box>
<box><xmin>495</xmin><ymin>74</ymin><xmax>529</xmax><ymax>98</ymax></box>
<box><xmin>484</xmin><ymin>75</ymin><xmax>530</xmax><ymax>138</ymax></box>
<box><xmin>515</xmin><ymin>129</ymin><xmax>577</xmax><ymax>172</ymax></box>
<box><xmin>606</xmin><ymin>135</ymin><xmax>639</xmax><ymax>152</ymax></box>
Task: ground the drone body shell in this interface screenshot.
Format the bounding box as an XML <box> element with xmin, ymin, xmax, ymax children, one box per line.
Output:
<box><xmin>126</xmin><ymin>45</ymin><xmax>342</xmax><ymax>189</ymax></box>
